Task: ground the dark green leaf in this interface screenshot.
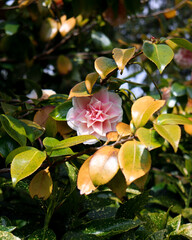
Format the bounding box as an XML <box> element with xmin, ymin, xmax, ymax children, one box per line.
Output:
<box><xmin>50</xmin><ymin>101</ymin><xmax>72</xmax><ymax>121</ymax></box>
<box><xmin>171</xmin><ymin>83</ymin><xmax>186</xmax><ymax>97</ymax></box>
<box><xmin>28</xmin><ymin>228</ymin><xmax>56</xmax><ymax>240</ymax></box>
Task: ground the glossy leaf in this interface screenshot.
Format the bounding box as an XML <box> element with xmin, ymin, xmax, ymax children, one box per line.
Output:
<box><xmin>171</xmin><ymin>82</ymin><xmax>186</xmax><ymax>97</ymax></box>
<box><xmin>89</xmin><ymin>146</ymin><xmax>119</xmax><ymax>186</ymax></box>
<box><xmin>154</xmin><ymin>124</ymin><xmax>181</xmax><ymax>152</ymax></box>
<box><xmin>77</xmin><ymin>156</ymin><xmax>96</xmax><ymax>195</ymax></box>
<box><xmin>0</xmin><ymin>114</ymin><xmax>27</xmax><ymax>146</ymax></box>
<box><xmin>167</xmin><ymin>215</ymin><xmax>181</xmax><ymax>233</ymax></box>
<box><xmin>68</xmin><ymin>81</ymin><xmax>90</xmax><ymax>99</ymax></box>
<box><xmin>106</xmin><ymin>131</ymin><xmax>119</xmax><ymax>142</ymax></box>
<box><xmin>43</xmin><ymin>135</ymin><xmax>98</xmax><ymax>151</ymax></box>
<box><xmin>167</xmin><ymin>38</ymin><xmax>192</xmax><ymax>51</ymax></box>
<box><xmin>29</xmin><ymin>168</ymin><xmax>53</xmax><ymax>200</ymax></box>
<box><xmin>170</xmin><ymin>223</ymin><xmax>192</xmax><ymax>239</ymax></box>
<box><xmin>155</xmin><ymin>114</ymin><xmax>192</xmax><ymax>125</ymax></box>
<box><xmin>136</xmin><ymin>127</ymin><xmax>163</xmax><ymax>150</ymax></box>
<box><xmin>11</xmin><ymin>147</ymin><xmax>47</xmax><ymax>187</ymax></box>
<box><xmin>131</xmin><ymin>96</ymin><xmax>165</xmax><ymax>129</ymax></box>
<box><xmin>6</xmin><ymin>146</ymin><xmax>32</xmax><ymax>166</ymax></box>
<box><xmin>85</xmin><ymin>72</ymin><xmax>99</xmax><ymax>94</ymax></box>
<box><xmin>57</xmin><ymin>55</ymin><xmax>72</xmax><ymax>75</ymax></box>
<box><xmin>112</xmin><ymin>47</ymin><xmax>135</xmax><ymax>72</ymax></box>
<box><xmin>94</xmin><ymin>57</ymin><xmax>117</xmax><ymax>79</ymax></box>
<box><xmin>50</xmin><ymin>101</ymin><xmax>72</xmax><ymax>121</ymax></box>
<box><xmin>118</xmin><ymin>140</ymin><xmax>151</xmax><ymax>185</ymax></box>
<box><xmin>143</xmin><ymin>41</ymin><xmax>174</xmax><ymax>73</ymax></box>
<box><xmin>59</xmin><ymin>16</ymin><xmax>76</xmax><ymax>37</ymax></box>
<box><xmin>116</xmin><ymin>122</ymin><xmax>131</xmax><ymax>136</ymax></box>
<box><xmin>0</xmin><ymin>134</ymin><xmax>19</xmax><ymax>159</ymax></box>
<box><xmin>40</xmin><ymin>18</ymin><xmax>58</xmax><ymax>42</ymax></box>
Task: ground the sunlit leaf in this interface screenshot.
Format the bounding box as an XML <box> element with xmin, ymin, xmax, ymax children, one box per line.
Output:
<box><xmin>43</xmin><ymin>135</ymin><xmax>98</xmax><ymax>150</ymax></box>
<box><xmin>29</xmin><ymin>168</ymin><xmax>53</xmax><ymax>200</ymax></box>
<box><xmin>164</xmin><ymin>9</ymin><xmax>177</xmax><ymax>19</ymax></box>
<box><xmin>184</xmin><ymin>118</ymin><xmax>192</xmax><ymax>135</ymax></box>
<box><xmin>155</xmin><ymin>114</ymin><xmax>192</xmax><ymax>125</ymax></box>
<box><xmin>131</xmin><ymin>96</ymin><xmax>165</xmax><ymax>129</ymax></box>
<box><xmin>0</xmin><ymin>231</ymin><xmax>21</xmax><ymax>240</ymax></box>
<box><xmin>166</xmin><ymin>38</ymin><xmax>192</xmax><ymax>51</ymax></box>
<box><xmin>170</xmin><ymin>223</ymin><xmax>192</xmax><ymax>239</ymax></box>
<box><xmin>77</xmin><ymin>156</ymin><xmax>96</xmax><ymax>195</ymax></box>
<box><xmin>40</xmin><ymin>18</ymin><xmax>58</xmax><ymax>42</ymax></box>
<box><xmin>154</xmin><ymin>124</ymin><xmax>181</xmax><ymax>152</ymax></box>
<box><xmin>6</xmin><ymin>146</ymin><xmax>32</xmax><ymax>166</ymax></box>
<box><xmin>89</xmin><ymin>146</ymin><xmax>119</xmax><ymax>186</ymax></box>
<box><xmin>94</xmin><ymin>57</ymin><xmax>117</xmax><ymax>79</ymax></box>
<box><xmin>57</xmin><ymin>55</ymin><xmax>72</xmax><ymax>75</ymax></box>
<box><xmin>118</xmin><ymin>140</ymin><xmax>151</xmax><ymax>185</ymax></box>
<box><xmin>18</xmin><ymin>0</ymin><xmax>34</xmax><ymax>7</ymax></box>
<box><xmin>50</xmin><ymin>101</ymin><xmax>72</xmax><ymax>121</ymax></box>
<box><xmin>59</xmin><ymin>16</ymin><xmax>76</xmax><ymax>37</ymax></box>
<box><xmin>68</xmin><ymin>81</ymin><xmax>90</xmax><ymax>99</ymax></box>
<box><xmin>143</xmin><ymin>41</ymin><xmax>174</xmax><ymax>73</ymax></box>
<box><xmin>0</xmin><ymin>114</ymin><xmax>27</xmax><ymax>146</ymax></box>
<box><xmin>116</xmin><ymin>122</ymin><xmax>131</xmax><ymax>137</ymax></box>
<box><xmin>106</xmin><ymin>131</ymin><xmax>119</xmax><ymax>142</ymax></box>
<box><xmin>136</xmin><ymin>127</ymin><xmax>163</xmax><ymax>150</ymax></box>
<box><xmin>11</xmin><ymin>147</ymin><xmax>47</xmax><ymax>187</ymax></box>
<box><xmin>85</xmin><ymin>72</ymin><xmax>99</xmax><ymax>94</ymax></box>
<box><xmin>112</xmin><ymin>47</ymin><xmax>135</xmax><ymax>72</ymax></box>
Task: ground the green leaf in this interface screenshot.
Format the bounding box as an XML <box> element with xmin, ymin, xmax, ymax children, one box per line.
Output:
<box><xmin>50</xmin><ymin>101</ymin><xmax>73</xmax><ymax>120</ymax></box>
<box><xmin>171</xmin><ymin>82</ymin><xmax>186</xmax><ymax>97</ymax></box>
<box><xmin>11</xmin><ymin>147</ymin><xmax>47</xmax><ymax>187</ymax></box>
<box><xmin>64</xmin><ymin>162</ymin><xmax>78</xmax><ymax>197</ymax></box>
<box><xmin>6</xmin><ymin>146</ymin><xmax>33</xmax><ymax>166</ymax></box>
<box><xmin>136</xmin><ymin>127</ymin><xmax>163</xmax><ymax>150</ymax></box>
<box><xmin>81</xmin><ymin>218</ymin><xmax>142</xmax><ymax>237</ymax></box>
<box><xmin>0</xmin><ymin>231</ymin><xmax>21</xmax><ymax>240</ymax></box>
<box><xmin>112</xmin><ymin>47</ymin><xmax>135</xmax><ymax>72</ymax></box>
<box><xmin>0</xmin><ymin>115</ymin><xmax>27</xmax><ymax>146</ymax></box>
<box><xmin>28</xmin><ymin>228</ymin><xmax>56</xmax><ymax>240</ymax></box>
<box><xmin>153</xmin><ymin>124</ymin><xmax>181</xmax><ymax>152</ymax></box>
<box><xmin>167</xmin><ymin>215</ymin><xmax>182</xmax><ymax>234</ymax></box>
<box><xmin>131</xmin><ymin>96</ymin><xmax>165</xmax><ymax>129</ymax></box>
<box><xmin>5</xmin><ymin>23</ymin><xmax>19</xmax><ymax>36</ymax></box>
<box><xmin>155</xmin><ymin>114</ymin><xmax>192</xmax><ymax>125</ymax></box>
<box><xmin>91</xmin><ymin>31</ymin><xmax>112</xmax><ymax>50</ymax></box>
<box><xmin>170</xmin><ymin>223</ymin><xmax>192</xmax><ymax>239</ymax></box>
<box><xmin>143</xmin><ymin>41</ymin><xmax>174</xmax><ymax>73</ymax></box>
<box><xmin>118</xmin><ymin>140</ymin><xmax>151</xmax><ymax>185</ymax></box>
<box><xmin>43</xmin><ymin>135</ymin><xmax>98</xmax><ymax>151</ymax></box>
<box><xmin>47</xmin><ymin>148</ymin><xmax>74</xmax><ymax>157</ymax></box>
<box><xmin>94</xmin><ymin>57</ymin><xmax>117</xmax><ymax>79</ymax></box>
<box><xmin>63</xmin><ymin>232</ymin><xmax>99</xmax><ymax>240</ymax></box>
<box><xmin>0</xmin><ymin>226</ymin><xmax>16</xmax><ymax>232</ymax></box>
<box><xmin>0</xmin><ymin>134</ymin><xmax>19</xmax><ymax>158</ymax></box>
<box><xmin>167</xmin><ymin>38</ymin><xmax>192</xmax><ymax>51</ymax></box>
<box><xmin>1</xmin><ymin>102</ymin><xmax>19</xmax><ymax>115</ymax></box>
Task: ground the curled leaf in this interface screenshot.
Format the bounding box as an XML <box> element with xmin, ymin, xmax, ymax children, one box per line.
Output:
<box><xmin>85</xmin><ymin>72</ymin><xmax>99</xmax><ymax>94</ymax></box>
<box><xmin>94</xmin><ymin>57</ymin><xmax>117</xmax><ymax>79</ymax></box>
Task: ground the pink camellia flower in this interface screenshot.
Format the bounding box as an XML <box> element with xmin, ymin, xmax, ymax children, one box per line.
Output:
<box><xmin>174</xmin><ymin>48</ymin><xmax>192</xmax><ymax>69</ymax></box>
<box><xmin>66</xmin><ymin>88</ymin><xmax>123</xmax><ymax>144</ymax></box>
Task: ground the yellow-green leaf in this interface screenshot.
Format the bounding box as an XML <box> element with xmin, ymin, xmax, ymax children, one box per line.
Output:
<box><xmin>118</xmin><ymin>140</ymin><xmax>151</xmax><ymax>185</ymax></box>
<box><xmin>43</xmin><ymin>135</ymin><xmax>98</xmax><ymax>151</ymax></box>
<box><xmin>133</xmin><ymin>173</ymin><xmax>148</xmax><ymax>191</ymax></box>
<box><xmin>106</xmin><ymin>131</ymin><xmax>119</xmax><ymax>142</ymax></box>
<box><xmin>68</xmin><ymin>81</ymin><xmax>90</xmax><ymax>99</ymax></box>
<box><xmin>11</xmin><ymin>147</ymin><xmax>47</xmax><ymax>187</ymax></box>
<box><xmin>94</xmin><ymin>57</ymin><xmax>117</xmax><ymax>79</ymax></box>
<box><xmin>143</xmin><ymin>42</ymin><xmax>174</xmax><ymax>73</ymax></box>
<box><xmin>136</xmin><ymin>127</ymin><xmax>163</xmax><ymax>150</ymax></box>
<box><xmin>40</xmin><ymin>18</ymin><xmax>58</xmax><ymax>42</ymax></box>
<box><xmin>85</xmin><ymin>72</ymin><xmax>99</xmax><ymax>94</ymax></box>
<box><xmin>77</xmin><ymin>156</ymin><xmax>96</xmax><ymax>195</ymax></box>
<box><xmin>131</xmin><ymin>96</ymin><xmax>165</xmax><ymax>129</ymax></box>
<box><xmin>154</xmin><ymin>124</ymin><xmax>181</xmax><ymax>152</ymax></box>
<box><xmin>29</xmin><ymin>168</ymin><xmax>53</xmax><ymax>200</ymax></box>
<box><xmin>89</xmin><ymin>146</ymin><xmax>119</xmax><ymax>186</ymax></box>
<box><xmin>156</xmin><ymin>114</ymin><xmax>192</xmax><ymax>125</ymax></box>
<box><xmin>112</xmin><ymin>47</ymin><xmax>135</xmax><ymax>72</ymax></box>
<box><xmin>116</xmin><ymin>122</ymin><xmax>131</xmax><ymax>137</ymax></box>
<box><xmin>57</xmin><ymin>55</ymin><xmax>72</xmax><ymax>75</ymax></box>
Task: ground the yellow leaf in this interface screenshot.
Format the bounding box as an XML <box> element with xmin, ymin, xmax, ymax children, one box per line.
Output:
<box><xmin>116</xmin><ymin>122</ymin><xmax>131</xmax><ymax>137</ymax></box>
<box><xmin>154</xmin><ymin>124</ymin><xmax>181</xmax><ymax>152</ymax></box>
<box><xmin>68</xmin><ymin>81</ymin><xmax>91</xmax><ymax>99</ymax></box>
<box><xmin>184</xmin><ymin>118</ymin><xmax>192</xmax><ymax>135</ymax></box>
<box><xmin>29</xmin><ymin>168</ymin><xmax>53</xmax><ymax>200</ymax></box>
<box><xmin>118</xmin><ymin>140</ymin><xmax>151</xmax><ymax>185</ymax></box>
<box><xmin>77</xmin><ymin>156</ymin><xmax>96</xmax><ymax>195</ymax></box>
<box><xmin>18</xmin><ymin>0</ymin><xmax>34</xmax><ymax>7</ymax></box>
<box><xmin>106</xmin><ymin>131</ymin><xmax>119</xmax><ymax>142</ymax></box>
<box><xmin>164</xmin><ymin>9</ymin><xmax>177</xmax><ymax>19</ymax></box>
<box><xmin>40</xmin><ymin>18</ymin><xmax>58</xmax><ymax>42</ymax></box>
<box><xmin>89</xmin><ymin>146</ymin><xmax>119</xmax><ymax>186</ymax></box>
<box><xmin>94</xmin><ymin>57</ymin><xmax>117</xmax><ymax>79</ymax></box>
<box><xmin>112</xmin><ymin>47</ymin><xmax>135</xmax><ymax>72</ymax></box>
<box><xmin>59</xmin><ymin>16</ymin><xmax>76</xmax><ymax>37</ymax></box>
<box><xmin>131</xmin><ymin>96</ymin><xmax>165</xmax><ymax>129</ymax></box>
<box><xmin>85</xmin><ymin>72</ymin><xmax>99</xmax><ymax>94</ymax></box>
<box><xmin>57</xmin><ymin>55</ymin><xmax>72</xmax><ymax>75</ymax></box>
